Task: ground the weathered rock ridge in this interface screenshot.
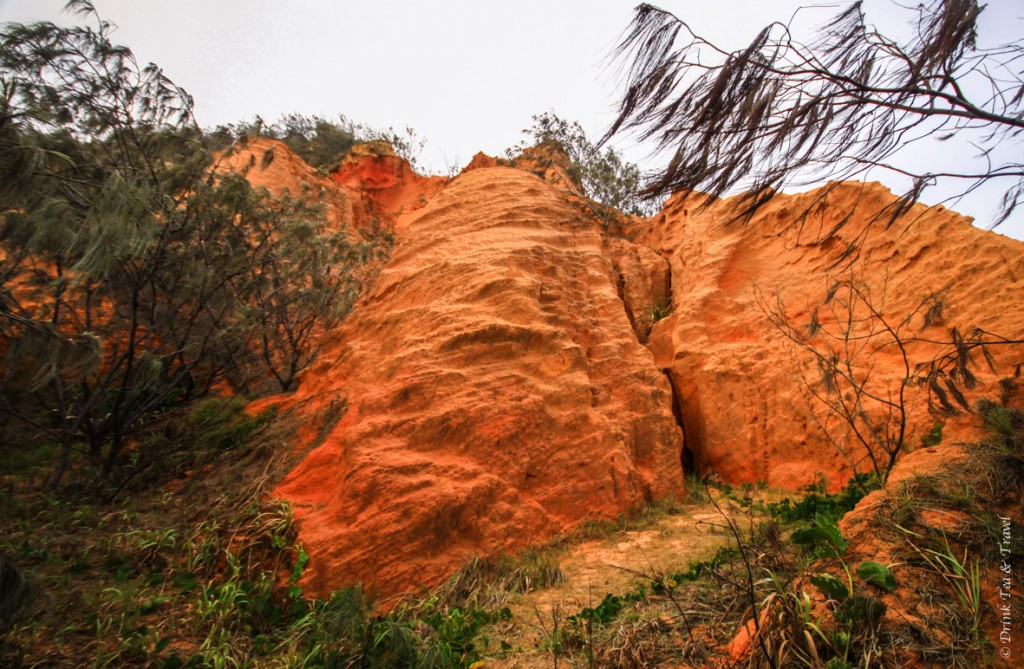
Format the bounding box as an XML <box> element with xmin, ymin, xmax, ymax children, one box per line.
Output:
<box><xmin>244</xmin><ymin>142</ymin><xmax>1023</xmax><ymax>599</ymax></box>
<box><xmin>274</xmin><ymin>162</ymin><xmax>684</xmax><ymax>599</ymax></box>
<box><xmin>639</xmin><ymin>185</ymin><xmax>1024</xmax><ymax>490</ymax></box>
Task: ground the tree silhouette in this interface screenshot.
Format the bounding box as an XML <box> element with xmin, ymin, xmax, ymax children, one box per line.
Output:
<box><xmin>605</xmin><ymin>1</ymin><xmax>1024</xmax><ymax>225</ymax></box>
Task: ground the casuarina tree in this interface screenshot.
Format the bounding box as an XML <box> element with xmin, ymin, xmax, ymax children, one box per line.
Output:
<box><xmin>605</xmin><ymin>1</ymin><xmax>1024</xmax><ymax>225</ymax></box>
<box><xmin>0</xmin><ymin>0</ymin><xmax>369</xmax><ymax>487</ymax></box>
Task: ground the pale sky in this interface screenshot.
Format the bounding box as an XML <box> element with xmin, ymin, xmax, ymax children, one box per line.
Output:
<box><xmin>2</xmin><ymin>0</ymin><xmax>1022</xmax><ymax>239</ymax></box>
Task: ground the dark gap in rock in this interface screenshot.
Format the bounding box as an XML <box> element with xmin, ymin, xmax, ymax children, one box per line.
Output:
<box><xmin>616</xmin><ymin>271</ymin><xmax>638</xmax><ymax>334</ymax></box>
<box><xmin>662</xmin><ymin>369</ymin><xmax>694</xmax><ymax>477</ymax></box>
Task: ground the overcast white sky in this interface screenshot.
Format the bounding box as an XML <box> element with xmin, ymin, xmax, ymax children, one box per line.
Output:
<box><xmin>2</xmin><ymin>0</ymin><xmax>1022</xmax><ymax>239</ymax></box>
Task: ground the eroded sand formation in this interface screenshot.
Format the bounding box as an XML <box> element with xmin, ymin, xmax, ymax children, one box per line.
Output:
<box><xmin>232</xmin><ymin>139</ymin><xmax>1024</xmax><ymax>599</ymax></box>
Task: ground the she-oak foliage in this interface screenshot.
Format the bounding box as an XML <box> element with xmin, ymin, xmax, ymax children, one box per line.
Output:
<box><xmin>607</xmin><ymin>0</ymin><xmax>1024</xmax><ymax>482</ymax></box>
<box><xmin>511</xmin><ymin>112</ymin><xmax>656</xmax><ymax>229</ymax></box>
<box><xmin>606</xmin><ymin>0</ymin><xmax>1024</xmax><ymax>226</ymax></box>
<box><xmin>0</xmin><ymin>1</ymin><xmax>372</xmax><ymax>487</ymax></box>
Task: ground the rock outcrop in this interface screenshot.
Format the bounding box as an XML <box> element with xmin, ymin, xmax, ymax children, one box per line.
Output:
<box><xmin>214</xmin><ymin>137</ymin><xmax>446</xmax><ymax>238</ymax></box>
<box><xmin>636</xmin><ymin>183</ymin><xmax>1024</xmax><ymax>490</ymax></box>
<box><xmin>250</xmin><ymin>140</ymin><xmax>1024</xmax><ymax>600</ymax></box>
<box><xmin>213</xmin><ymin>137</ymin><xmax>357</xmax><ymax>233</ymax></box>
<box><xmin>328</xmin><ymin>141</ymin><xmax>448</xmax><ymax>234</ymax></box>
<box><xmin>274</xmin><ymin>164</ymin><xmax>685</xmax><ymax>599</ymax></box>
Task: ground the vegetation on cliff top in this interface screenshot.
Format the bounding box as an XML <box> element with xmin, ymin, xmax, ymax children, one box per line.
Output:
<box><xmin>507</xmin><ymin>111</ymin><xmax>656</xmax><ymax>229</ymax></box>
<box><xmin>209</xmin><ymin>113</ymin><xmax>427</xmax><ymax>175</ymax></box>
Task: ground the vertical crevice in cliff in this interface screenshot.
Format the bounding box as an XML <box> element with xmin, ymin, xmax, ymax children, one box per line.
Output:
<box><xmin>616</xmin><ymin>271</ymin><xmax>639</xmax><ymax>334</ymax></box>
<box><xmin>662</xmin><ymin>369</ymin><xmax>694</xmax><ymax>477</ymax></box>
<box><xmin>663</xmin><ymin>254</ymin><xmax>673</xmax><ymax>310</ymax></box>
<box><xmin>602</xmin><ymin>236</ymin><xmax>689</xmax><ymax>477</ymax></box>
<box><xmin>602</xmin><ymin>237</ymin><xmax>670</xmax><ymax>344</ymax></box>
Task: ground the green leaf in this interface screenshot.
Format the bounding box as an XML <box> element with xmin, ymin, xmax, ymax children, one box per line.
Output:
<box><xmin>173</xmin><ymin>572</ymin><xmax>198</xmax><ymax>592</ymax></box>
<box><xmin>290</xmin><ymin>547</ymin><xmax>309</xmax><ymax>582</ymax></box>
<box><xmin>815</xmin><ymin>512</ymin><xmax>848</xmax><ymax>551</ymax></box>
<box><xmin>139</xmin><ymin>595</ymin><xmax>168</xmax><ymax>614</ymax></box>
<box><xmin>831</xmin><ymin>630</ymin><xmax>851</xmax><ymax>652</ymax></box>
<box><xmin>838</xmin><ymin>595</ymin><xmax>887</xmax><ymax>624</ymax></box>
<box><xmin>790</xmin><ymin>512</ymin><xmax>848</xmax><ymax>557</ymax></box>
<box><xmin>790</xmin><ymin>525</ymin><xmax>824</xmax><ymax>546</ymax></box>
<box><xmin>856</xmin><ymin>561</ymin><xmax>897</xmax><ymax>592</ymax></box>
<box><xmin>809</xmin><ymin>573</ymin><xmax>849</xmax><ymax>601</ymax></box>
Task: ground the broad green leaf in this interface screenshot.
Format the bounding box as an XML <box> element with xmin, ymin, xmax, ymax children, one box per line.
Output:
<box><xmin>813</xmin><ymin>512</ymin><xmax>848</xmax><ymax>552</ymax></box>
<box><xmin>839</xmin><ymin>595</ymin><xmax>886</xmax><ymax>624</ymax></box>
<box><xmin>791</xmin><ymin>512</ymin><xmax>848</xmax><ymax>557</ymax></box>
<box><xmin>857</xmin><ymin>561</ymin><xmax>897</xmax><ymax>592</ymax></box>
<box><xmin>810</xmin><ymin>572</ymin><xmax>849</xmax><ymax>601</ymax></box>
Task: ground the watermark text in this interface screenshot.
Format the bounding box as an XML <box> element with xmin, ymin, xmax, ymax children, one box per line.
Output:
<box><xmin>997</xmin><ymin>514</ymin><xmax>1013</xmax><ymax>661</ymax></box>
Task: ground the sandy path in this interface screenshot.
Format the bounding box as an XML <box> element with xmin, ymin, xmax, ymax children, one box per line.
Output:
<box><xmin>492</xmin><ymin>495</ymin><xmax>773</xmax><ymax>667</ymax></box>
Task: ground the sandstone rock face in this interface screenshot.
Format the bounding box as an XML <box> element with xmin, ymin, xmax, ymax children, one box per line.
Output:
<box><xmin>328</xmin><ymin>141</ymin><xmax>448</xmax><ymax>235</ymax></box>
<box><xmin>604</xmin><ymin>237</ymin><xmax>672</xmax><ymax>343</ymax></box>
<box><xmin>634</xmin><ymin>182</ymin><xmax>1024</xmax><ymax>490</ymax></box>
<box><xmin>215</xmin><ymin>138</ymin><xmax>447</xmax><ymax>239</ymax></box>
<box><xmin>274</xmin><ymin>165</ymin><xmax>684</xmax><ymax>599</ymax></box>
<box><xmin>214</xmin><ymin>138</ymin><xmax>357</xmax><ymax>233</ymax></box>
<box><xmin>257</xmin><ymin>137</ymin><xmax>1024</xmax><ymax>599</ymax></box>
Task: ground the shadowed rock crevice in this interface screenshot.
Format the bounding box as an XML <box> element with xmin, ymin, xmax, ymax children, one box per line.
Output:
<box><xmin>604</xmin><ymin>235</ymin><xmax>694</xmax><ymax>483</ymax></box>
<box><xmin>662</xmin><ymin>369</ymin><xmax>694</xmax><ymax>479</ymax></box>
<box><xmin>615</xmin><ymin>271</ymin><xmax>638</xmax><ymax>334</ymax></box>
<box><xmin>603</xmin><ymin>230</ymin><xmax>695</xmax><ymax>481</ymax></box>
<box><xmin>603</xmin><ymin>237</ymin><xmax>671</xmax><ymax>343</ymax></box>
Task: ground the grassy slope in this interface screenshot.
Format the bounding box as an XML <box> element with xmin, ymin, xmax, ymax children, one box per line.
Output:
<box><xmin>1</xmin><ymin>399</ymin><xmax>1020</xmax><ymax>668</ymax></box>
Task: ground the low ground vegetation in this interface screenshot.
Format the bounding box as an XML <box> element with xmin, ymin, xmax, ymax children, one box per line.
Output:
<box><xmin>1</xmin><ymin>398</ymin><xmax>1018</xmax><ymax>667</ymax></box>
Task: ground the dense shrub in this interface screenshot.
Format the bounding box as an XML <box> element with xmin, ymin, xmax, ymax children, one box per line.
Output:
<box><xmin>0</xmin><ymin>2</ymin><xmax>371</xmax><ymax>486</ymax></box>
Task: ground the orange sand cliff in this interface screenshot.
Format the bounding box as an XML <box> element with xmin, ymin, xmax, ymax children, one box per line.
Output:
<box><xmin>274</xmin><ymin>164</ymin><xmax>684</xmax><ymax>600</ymax></box>
<box><xmin>238</xmin><ymin>143</ymin><xmax>1023</xmax><ymax>600</ymax></box>
<box><xmin>640</xmin><ymin>185</ymin><xmax>1024</xmax><ymax>490</ymax></box>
